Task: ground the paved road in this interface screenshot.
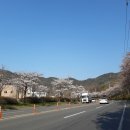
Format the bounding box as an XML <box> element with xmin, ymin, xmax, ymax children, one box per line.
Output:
<box><xmin>0</xmin><ymin>101</ymin><xmax>129</xmax><ymax>130</ymax></box>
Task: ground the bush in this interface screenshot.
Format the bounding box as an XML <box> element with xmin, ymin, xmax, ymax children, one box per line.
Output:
<box><xmin>58</xmin><ymin>97</ymin><xmax>70</xmax><ymax>102</ymax></box>
<box><xmin>110</xmin><ymin>93</ymin><xmax>130</xmax><ymax>100</ymax></box>
<box><xmin>40</xmin><ymin>97</ymin><xmax>57</xmax><ymax>103</ymax></box>
<box><xmin>0</xmin><ymin>96</ymin><xmax>80</xmax><ymax>106</ymax></box>
<box><xmin>20</xmin><ymin>97</ymin><xmax>41</xmax><ymax>104</ymax></box>
<box><xmin>70</xmin><ymin>98</ymin><xmax>80</xmax><ymax>104</ymax></box>
<box><xmin>0</xmin><ymin>97</ymin><xmax>18</xmax><ymax>105</ymax></box>
<box><xmin>20</xmin><ymin>97</ymin><xmax>58</xmax><ymax>104</ymax></box>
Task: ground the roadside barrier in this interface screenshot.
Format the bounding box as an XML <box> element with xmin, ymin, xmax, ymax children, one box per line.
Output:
<box><xmin>0</xmin><ymin>106</ymin><xmax>2</xmax><ymax>119</ymax></box>
<box><xmin>33</xmin><ymin>104</ymin><xmax>36</xmax><ymax>113</ymax></box>
<box><xmin>68</xmin><ymin>102</ymin><xmax>71</xmax><ymax>108</ymax></box>
<box><xmin>56</xmin><ymin>102</ymin><xmax>60</xmax><ymax>111</ymax></box>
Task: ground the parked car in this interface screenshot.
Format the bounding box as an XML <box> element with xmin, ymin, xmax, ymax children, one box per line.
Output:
<box><xmin>91</xmin><ymin>97</ymin><xmax>96</xmax><ymax>102</ymax></box>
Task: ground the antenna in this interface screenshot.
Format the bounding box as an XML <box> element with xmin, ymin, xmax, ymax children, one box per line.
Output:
<box><xmin>1</xmin><ymin>64</ymin><xmax>5</xmax><ymax>70</ymax></box>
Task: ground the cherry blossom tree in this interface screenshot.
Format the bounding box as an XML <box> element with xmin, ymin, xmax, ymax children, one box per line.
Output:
<box><xmin>0</xmin><ymin>67</ymin><xmax>10</xmax><ymax>96</ymax></box>
<box><xmin>11</xmin><ymin>72</ymin><xmax>41</xmax><ymax>101</ymax></box>
<box><xmin>121</xmin><ymin>52</ymin><xmax>130</xmax><ymax>95</ymax></box>
<box><xmin>33</xmin><ymin>85</ymin><xmax>48</xmax><ymax>97</ymax></box>
<box><xmin>51</xmin><ymin>78</ymin><xmax>73</xmax><ymax>99</ymax></box>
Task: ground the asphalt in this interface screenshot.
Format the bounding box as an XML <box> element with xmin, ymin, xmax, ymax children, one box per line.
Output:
<box><xmin>0</xmin><ymin>101</ymin><xmax>129</xmax><ymax>130</ymax></box>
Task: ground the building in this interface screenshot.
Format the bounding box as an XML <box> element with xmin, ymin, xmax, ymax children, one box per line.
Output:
<box><xmin>1</xmin><ymin>85</ymin><xmax>23</xmax><ymax>99</ymax></box>
<box><xmin>26</xmin><ymin>88</ymin><xmax>47</xmax><ymax>98</ymax></box>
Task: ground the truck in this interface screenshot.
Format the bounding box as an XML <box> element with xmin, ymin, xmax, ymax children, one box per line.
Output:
<box><xmin>81</xmin><ymin>92</ymin><xmax>91</xmax><ymax>103</ymax></box>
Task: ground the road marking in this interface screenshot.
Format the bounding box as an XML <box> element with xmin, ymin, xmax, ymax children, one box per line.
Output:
<box><xmin>118</xmin><ymin>104</ymin><xmax>126</xmax><ymax>130</ymax></box>
<box><xmin>96</xmin><ymin>106</ymin><xmax>103</xmax><ymax>109</ymax></box>
<box><xmin>64</xmin><ymin>111</ymin><xmax>86</xmax><ymax>119</ymax></box>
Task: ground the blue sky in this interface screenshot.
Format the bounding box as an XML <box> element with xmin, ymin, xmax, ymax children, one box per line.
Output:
<box><xmin>0</xmin><ymin>0</ymin><xmax>129</xmax><ymax>80</ymax></box>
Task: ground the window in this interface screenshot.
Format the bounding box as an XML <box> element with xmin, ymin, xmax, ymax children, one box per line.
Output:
<box><xmin>4</xmin><ymin>91</ymin><xmax>7</xmax><ymax>93</ymax></box>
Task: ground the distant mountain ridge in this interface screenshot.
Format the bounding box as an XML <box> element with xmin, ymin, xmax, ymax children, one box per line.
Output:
<box><xmin>69</xmin><ymin>73</ymin><xmax>120</xmax><ymax>92</ymax></box>
<box><xmin>0</xmin><ymin>69</ymin><xmax>18</xmax><ymax>79</ymax></box>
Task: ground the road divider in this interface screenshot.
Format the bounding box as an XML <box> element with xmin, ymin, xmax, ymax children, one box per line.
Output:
<box><xmin>69</xmin><ymin>102</ymin><xmax>71</xmax><ymax>107</ymax></box>
<box><xmin>33</xmin><ymin>104</ymin><xmax>36</xmax><ymax>113</ymax></box>
<box><xmin>57</xmin><ymin>102</ymin><xmax>60</xmax><ymax>111</ymax></box>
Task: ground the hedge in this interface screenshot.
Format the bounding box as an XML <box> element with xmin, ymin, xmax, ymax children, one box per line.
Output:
<box><xmin>0</xmin><ymin>97</ymin><xmax>18</xmax><ymax>105</ymax></box>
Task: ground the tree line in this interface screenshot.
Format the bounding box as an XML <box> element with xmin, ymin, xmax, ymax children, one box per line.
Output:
<box><xmin>0</xmin><ymin>70</ymin><xmax>85</xmax><ymax>103</ymax></box>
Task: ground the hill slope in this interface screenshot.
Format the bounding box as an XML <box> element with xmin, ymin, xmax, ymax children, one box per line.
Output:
<box><xmin>69</xmin><ymin>73</ymin><xmax>119</xmax><ymax>92</ymax></box>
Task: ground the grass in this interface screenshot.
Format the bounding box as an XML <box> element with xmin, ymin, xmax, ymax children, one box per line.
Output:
<box><xmin>0</xmin><ymin>101</ymin><xmax>80</xmax><ymax>110</ymax></box>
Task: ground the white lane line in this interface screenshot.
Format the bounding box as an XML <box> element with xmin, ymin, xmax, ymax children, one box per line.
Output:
<box><xmin>96</xmin><ymin>106</ymin><xmax>103</xmax><ymax>109</ymax></box>
<box><xmin>118</xmin><ymin>104</ymin><xmax>126</xmax><ymax>130</ymax></box>
<box><xmin>64</xmin><ymin>111</ymin><xmax>86</xmax><ymax>119</ymax></box>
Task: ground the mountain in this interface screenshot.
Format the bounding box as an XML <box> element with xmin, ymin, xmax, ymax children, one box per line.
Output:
<box><xmin>69</xmin><ymin>73</ymin><xmax>120</xmax><ymax>92</ymax></box>
<box><xmin>38</xmin><ymin>77</ymin><xmax>58</xmax><ymax>87</ymax></box>
<box><xmin>0</xmin><ymin>69</ymin><xmax>120</xmax><ymax>92</ymax></box>
<box><xmin>0</xmin><ymin>69</ymin><xmax>18</xmax><ymax>79</ymax></box>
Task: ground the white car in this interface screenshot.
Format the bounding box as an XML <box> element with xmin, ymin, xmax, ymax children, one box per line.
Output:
<box><xmin>99</xmin><ymin>98</ymin><xmax>109</xmax><ymax>104</ymax></box>
<box><xmin>91</xmin><ymin>98</ymin><xmax>96</xmax><ymax>102</ymax></box>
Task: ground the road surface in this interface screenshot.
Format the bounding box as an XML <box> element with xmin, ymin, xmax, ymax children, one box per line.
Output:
<box><xmin>0</xmin><ymin>101</ymin><xmax>129</xmax><ymax>130</ymax></box>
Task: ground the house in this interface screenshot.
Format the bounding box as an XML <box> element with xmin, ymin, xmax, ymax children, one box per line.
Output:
<box><xmin>1</xmin><ymin>85</ymin><xmax>23</xmax><ymax>99</ymax></box>
<box><xmin>26</xmin><ymin>88</ymin><xmax>47</xmax><ymax>98</ymax></box>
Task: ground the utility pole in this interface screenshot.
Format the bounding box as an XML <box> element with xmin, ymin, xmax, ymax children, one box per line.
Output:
<box><xmin>126</xmin><ymin>0</ymin><xmax>128</xmax><ymax>6</ymax></box>
<box><xmin>109</xmin><ymin>74</ymin><xmax>111</xmax><ymax>89</ymax></box>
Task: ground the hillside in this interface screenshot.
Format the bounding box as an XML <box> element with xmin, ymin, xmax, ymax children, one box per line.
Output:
<box><xmin>0</xmin><ymin>69</ymin><xmax>18</xmax><ymax>79</ymax></box>
<box><xmin>69</xmin><ymin>73</ymin><xmax>120</xmax><ymax>92</ymax></box>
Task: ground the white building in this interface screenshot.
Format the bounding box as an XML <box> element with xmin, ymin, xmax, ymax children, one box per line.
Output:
<box><xmin>26</xmin><ymin>88</ymin><xmax>47</xmax><ymax>98</ymax></box>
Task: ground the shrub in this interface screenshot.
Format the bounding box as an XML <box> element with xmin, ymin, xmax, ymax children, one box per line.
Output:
<box><xmin>20</xmin><ymin>97</ymin><xmax>41</xmax><ymax>104</ymax></box>
<box><xmin>0</xmin><ymin>97</ymin><xmax>18</xmax><ymax>105</ymax></box>
<box><xmin>40</xmin><ymin>97</ymin><xmax>57</xmax><ymax>103</ymax></box>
